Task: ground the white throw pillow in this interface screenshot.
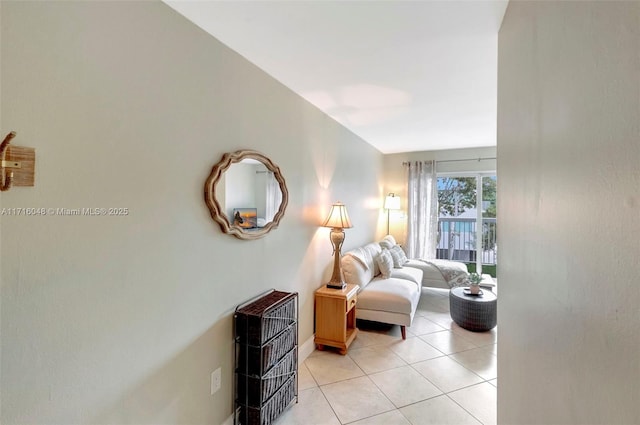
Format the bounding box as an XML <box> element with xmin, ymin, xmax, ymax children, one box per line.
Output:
<box><xmin>341</xmin><ymin>254</ymin><xmax>374</xmax><ymax>289</ymax></box>
<box><xmin>389</xmin><ymin>245</ymin><xmax>409</xmax><ymax>268</ymax></box>
<box><xmin>379</xmin><ymin>235</ymin><xmax>397</xmax><ymax>250</ymax></box>
<box><xmin>388</xmin><ymin>246</ymin><xmax>404</xmax><ymax>268</ymax></box>
<box><xmin>375</xmin><ymin>248</ymin><xmax>394</xmax><ymax>278</ymax></box>
<box><xmin>391</xmin><ymin>245</ymin><xmax>409</xmax><ymax>265</ymax></box>
<box><xmin>344</xmin><ymin>247</ymin><xmax>371</xmax><ymax>271</ymax></box>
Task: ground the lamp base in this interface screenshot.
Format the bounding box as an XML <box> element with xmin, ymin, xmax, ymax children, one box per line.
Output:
<box><xmin>325</xmin><ymin>228</ymin><xmax>347</xmax><ymax>291</ymax></box>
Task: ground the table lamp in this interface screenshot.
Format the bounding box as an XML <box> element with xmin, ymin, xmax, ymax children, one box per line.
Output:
<box><xmin>322</xmin><ymin>202</ymin><xmax>353</xmax><ymax>289</ymax></box>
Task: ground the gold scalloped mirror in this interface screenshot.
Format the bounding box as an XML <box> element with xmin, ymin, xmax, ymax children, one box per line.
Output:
<box><xmin>204</xmin><ymin>150</ymin><xmax>288</xmax><ymax>240</ymax></box>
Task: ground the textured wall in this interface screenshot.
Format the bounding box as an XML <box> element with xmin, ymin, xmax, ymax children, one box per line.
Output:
<box><xmin>498</xmin><ymin>2</ymin><xmax>640</xmax><ymax>423</ymax></box>
<box><xmin>0</xmin><ymin>2</ymin><xmax>383</xmax><ymax>424</ymax></box>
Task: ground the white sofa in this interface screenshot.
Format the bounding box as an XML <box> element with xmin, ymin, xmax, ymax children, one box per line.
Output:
<box><xmin>378</xmin><ymin>236</ymin><xmax>495</xmax><ymax>292</ymax></box>
<box><xmin>341</xmin><ymin>236</ymin><xmax>496</xmax><ymax>339</ymax></box>
<box><xmin>341</xmin><ymin>241</ymin><xmax>423</xmax><ymax>339</ymax></box>
<box><xmin>406</xmin><ymin>258</ymin><xmax>482</xmax><ymax>289</ymax></box>
<box><xmin>409</xmin><ymin>259</ymin><xmax>496</xmax><ymax>291</ymax></box>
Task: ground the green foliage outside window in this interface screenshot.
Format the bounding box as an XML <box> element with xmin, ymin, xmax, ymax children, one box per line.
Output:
<box><xmin>438</xmin><ymin>176</ymin><xmax>497</xmax><ymax>254</ymax></box>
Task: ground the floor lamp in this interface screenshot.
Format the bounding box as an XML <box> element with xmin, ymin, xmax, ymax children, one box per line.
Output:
<box><xmin>322</xmin><ymin>202</ymin><xmax>353</xmax><ymax>289</ymax></box>
<box><xmin>384</xmin><ymin>193</ymin><xmax>400</xmax><ymax>235</ymax></box>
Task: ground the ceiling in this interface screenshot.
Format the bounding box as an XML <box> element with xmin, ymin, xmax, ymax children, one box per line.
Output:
<box><xmin>165</xmin><ymin>1</ymin><xmax>508</xmax><ymax>154</ymax></box>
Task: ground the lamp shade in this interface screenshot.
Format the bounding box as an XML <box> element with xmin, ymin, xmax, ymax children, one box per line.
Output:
<box><xmin>322</xmin><ymin>202</ymin><xmax>353</xmax><ymax>229</ymax></box>
<box><xmin>384</xmin><ymin>193</ymin><xmax>401</xmax><ymax>210</ymax></box>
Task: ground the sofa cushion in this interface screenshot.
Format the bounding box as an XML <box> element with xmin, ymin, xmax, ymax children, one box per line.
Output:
<box><xmin>375</xmin><ymin>248</ymin><xmax>394</xmax><ymax>278</ymax></box>
<box><xmin>356</xmin><ymin>277</ymin><xmax>420</xmax><ymax>315</ymax></box>
<box><xmin>341</xmin><ymin>254</ymin><xmax>375</xmax><ymax>289</ymax></box>
<box><xmin>342</xmin><ymin>242</ymin><xmax>383</xmax><ymax>288</ymax></box>
<box><xmin>345</xmin><ymin>247</ymin><xmax>372</xmax><ymax>271</ymax></box>
<box><xmin>389</xmin><ymin>245</ymin><xmax>409</xmax><ymax>267</ymax></box>
<box><xmin>379</xmin><ymin>235</ymin><xmax>397</xmax><ymax>250</ymax></box>
<box><xmin>404</xmin><ymin>259</ymin><xmax>469</xmax><ymax>282</ymax></box>
<box><xmin>388</xmin><ymin>246</ymin><xmax>403</xmax><ymax>268</ymax></box>
<box><xmin>363</xmin><ymin>242</ymin><xmax>382</xmax><ymax>276</ymax></box>
<box><xmin>397</xmin><ymin>245</ymin><xmax>409</xmax><ymax>263</ymax></box>
<box><xmin>390</xmin><ymin>266</ymin><xmax>423</xmax><ymax>286</ymax></box>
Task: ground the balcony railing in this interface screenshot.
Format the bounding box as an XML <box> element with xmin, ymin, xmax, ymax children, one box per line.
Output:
<box><xmin>436</xmin><ymin>217</ymin><xmax>497</xmax><ymax>265</ymax></box>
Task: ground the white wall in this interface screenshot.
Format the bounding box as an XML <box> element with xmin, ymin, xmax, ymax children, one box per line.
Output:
<box><xmin>0</xmin><ymin>2</ymin><xmax>383</xmax><ymax>424</ymax></box>
<box><xmin>383</xmin><ymin>147</ymin><xmax>496</xmax><ymax>243</ymax></box>
<box><xmin>498</xmin><ymin>2</ymin><xmax>640</xmax><ymax>424</ymax></box>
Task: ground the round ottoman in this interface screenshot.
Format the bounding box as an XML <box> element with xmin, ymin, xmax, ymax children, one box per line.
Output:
<box><xmin>449</xmin><ymin>287</ymin><xmax>497</xmax><ymax>332</ymax></box>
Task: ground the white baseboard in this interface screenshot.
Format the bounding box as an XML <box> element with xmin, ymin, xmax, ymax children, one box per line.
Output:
<box><xmin>298</xmin><ymin>333</ymin><xmax>316</xmax><ymax>362</ymax></box>
<box><xmin>222</xmin><ymin>334</ymin><xmax>315</xmax><ymax>425</ymax></box>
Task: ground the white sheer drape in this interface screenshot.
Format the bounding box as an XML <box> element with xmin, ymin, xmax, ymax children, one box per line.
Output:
<box><xmin>265</xmin><ymin>171</ymin><xmax>281</xmax><ymax>222</ymax></box>
<box><xmin>406</xmin><ymin>161</ymin><xmax>438</xmax><ymax>259</ymax></box>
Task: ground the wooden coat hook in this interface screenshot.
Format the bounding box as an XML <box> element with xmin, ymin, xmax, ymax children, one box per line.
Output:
<box><xmin>1</xmin><ymin>131</ymin><xmax>35</xmax><ymax>192</ymax></box>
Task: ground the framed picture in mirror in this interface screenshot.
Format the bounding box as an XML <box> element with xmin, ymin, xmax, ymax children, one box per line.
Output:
<box><xmin>233</xmin><ymin>208</ymin><xmax>258</xmax><ymax>229</ymax></box>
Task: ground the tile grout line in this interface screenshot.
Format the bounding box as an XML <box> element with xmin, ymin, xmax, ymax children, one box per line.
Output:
<box><xmin>445</xmin><ymin>392</ymin><xmax>486</xmax><ymax>425</ymax></box>
<box><xmin>296</xmin><ymin>289</ymin><xmax>495</xmax><ymax>425</ymax></box>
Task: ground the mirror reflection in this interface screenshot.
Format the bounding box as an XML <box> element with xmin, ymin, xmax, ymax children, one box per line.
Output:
<box><xmin>217</xmin><ymin>159</ymin><xmax>283</xmax><ymax>229</ymax></box>
<box><xmin>204</xmin><ymin>150</ymin><xmax>288</xmax><ymax>240</ymax></box>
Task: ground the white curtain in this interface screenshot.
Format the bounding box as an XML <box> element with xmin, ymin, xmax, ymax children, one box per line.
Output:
<box><xmin>406</xmin><ymin>160</ymin><xmax>438</xmax><ymax>259</ymax></box>
<box><xmin>265</xmin><ymin>171</ymin><xmax>281</xmax><ymax>222</ymax></box>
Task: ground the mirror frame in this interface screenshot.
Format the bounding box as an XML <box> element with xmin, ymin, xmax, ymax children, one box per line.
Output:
<box><xmin>204</xmin><ymin>150</ymin><xmax>289</xmax><ymax>240</ymax></box>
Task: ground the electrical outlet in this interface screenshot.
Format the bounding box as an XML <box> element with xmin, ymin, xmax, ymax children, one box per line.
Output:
<box><xmin>211</xmin><ymin>368</ymin><xmax>221</xmax><ymax>395</ymax></box>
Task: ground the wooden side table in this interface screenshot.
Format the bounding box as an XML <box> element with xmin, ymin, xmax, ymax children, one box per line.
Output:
<box><xmin>314</xmin><ymin>283</ymin><xmax>358</xmax><ymax>355</ymax></box>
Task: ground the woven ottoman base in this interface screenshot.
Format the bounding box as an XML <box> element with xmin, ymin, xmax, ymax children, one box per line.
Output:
<box><xmin>449</xmin><ymin>287</ymin><xmax>497</xmax><ymax>332</ymax></box>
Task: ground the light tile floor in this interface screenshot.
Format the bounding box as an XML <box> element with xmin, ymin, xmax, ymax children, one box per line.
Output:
<box><xmin>276</xmin><ymin>288</ymin><xmax>497</xmax><ymax>425</ymax></box>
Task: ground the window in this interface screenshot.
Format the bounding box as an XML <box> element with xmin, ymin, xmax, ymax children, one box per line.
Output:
<box><xmin>437</xmin><ymin>174</ymin><xmax>497</xmax><ymax>276</ymax></box>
